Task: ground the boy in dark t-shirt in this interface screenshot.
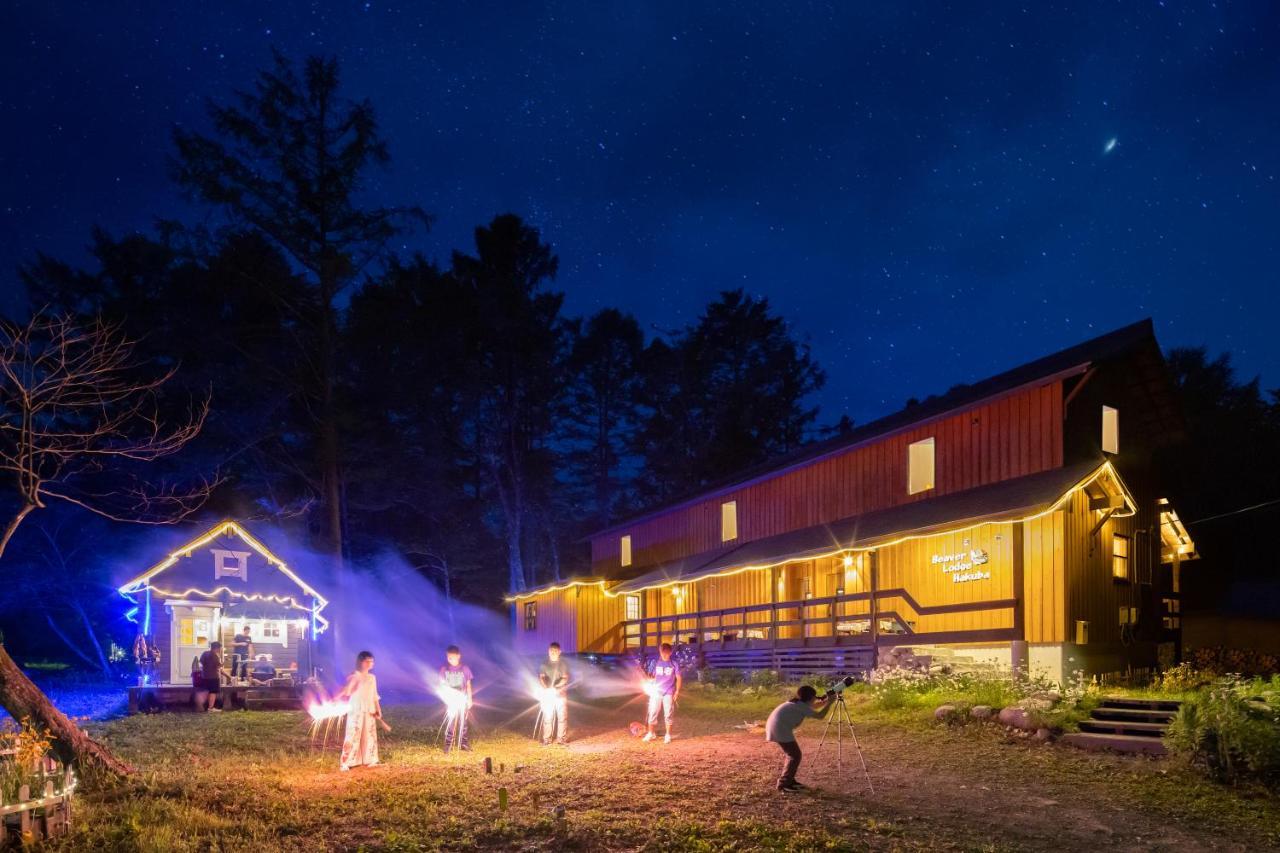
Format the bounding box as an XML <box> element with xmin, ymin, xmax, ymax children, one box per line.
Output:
<box><xmin>537</xmin><ymin>642</ymin><xmax>570</xmax><ymax>745</ymax></box>
<box><xmin>438</xmin><ymin>645</ymin><xmax>474</xmax><ymax>752</ymax></box>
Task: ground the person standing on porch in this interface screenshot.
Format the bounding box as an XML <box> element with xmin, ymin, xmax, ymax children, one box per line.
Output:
<box><xmin>538</xmin><ymin>642</ymin><xmax>570</xmax><ymax>745</ymax></box>
<box><xmin>197</xmin><ymin>641</ymin><xmax>224</xmax><ymax>712</ymax></box>
<box><xmin>232</xmin><ymin>625</ymin><xmax>253</xmax><ymax>680</ymax></box>
<box><xmin>765</xmin><ymin>685</ymin><xmax>833</xmax><ymax>792</ymax></box>
<box><xmin>643</xmin><ymin>643</ymin><xmax>681</xmax><ymax>743</ymax></box>
<box><xmin>336</xmin><ymin>650</ymin><xmax>386</xmax><ymax>771</ymax></box>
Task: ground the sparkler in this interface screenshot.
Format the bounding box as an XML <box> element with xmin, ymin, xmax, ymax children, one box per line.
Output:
<box><xmin>435</xmin><ymin>682</ymin><xmax>470</xmax><ymax>748</ymax></box>
<box><xmin>529</xmin><ymin>682</ymin><xmax>559</xmax><ymax>740</ymax></box>
<box><xmin>306</xmin><ymin>698</ymin><xmax>350</xmax><ymax>750</ymax></box>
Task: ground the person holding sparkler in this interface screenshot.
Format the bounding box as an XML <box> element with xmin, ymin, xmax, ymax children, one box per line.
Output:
<box><xmin>439</xmin><ymin>644</ymin><xmax>474</xmax><ymax>753</ymax></box>
<box><xmin>642</xmin><ymin>642</ymin><xmax>682</xmax><ymax>743</ymax></box>
<box><xmin>336</xmin><ymin>650</ymin><xmax>387</xmax><ymax>772</ymax></box>
<box><xmin>537</xmin><ymin>642</ymin><xmax>571</xmax><ymax>745</ymax></box>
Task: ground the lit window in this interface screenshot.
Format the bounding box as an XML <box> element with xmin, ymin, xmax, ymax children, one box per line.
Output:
<box><xmin>524</xmin><ymin>601</ymin><xmax>537</xmax><ymax>631</ymax></box>
<box><xmin>625</xmin><ymin>595</ymin><xmax>640</xmax><ymax>622</ymax></box>
<box><xmin>1102</xmin><ymin>405</ymin><xmax>1119</xmax><ymax>455</ymax></box>
<box><xmin>1112</xmin><ymin>533</ymin><xmax>1130</xmax><ymax>580</ymax></box>
<box><xmin>721</xmin><ymin>500</ymin><xmax>738</xmax><ymax>542</ymax></box>
<box><xmin>620</xmin><ymin>535</ymin><xmax>632</xmax><ymax>567</ymax></box>
<box><xmin>908</xmin><ymin>437</ymin><xmax>936</xmax><ymax>495</ymax></box>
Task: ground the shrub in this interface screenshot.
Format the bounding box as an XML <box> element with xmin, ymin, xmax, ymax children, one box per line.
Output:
<box><xmin>1159</xmin><ymin>662</ymin><xmax>1217</xmax><ymax>693</ymax></box>
<box><xmin>1166</xmin><ymin>675</ymin><xmax>1280</xmax><ymax>786</ymax></box>
<box><xmin>747</xmin><ymin>669</ymin><xmax>783</xmax><ymax>689</ymax></box>
<box><xmin>699</xmin><ymin>667</ymin><xmax>745</xmax><ymax>688</ymax></box>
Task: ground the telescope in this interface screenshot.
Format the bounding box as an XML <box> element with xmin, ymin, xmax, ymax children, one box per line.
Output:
<box><xmin>824</xmin><ymin>675</ymin><xmax>858</xmax><ymax>697</ymax></box>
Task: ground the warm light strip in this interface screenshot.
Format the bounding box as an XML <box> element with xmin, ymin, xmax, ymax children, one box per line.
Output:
<box><xmin>504</xmin><ymin>579</ymin><xmax>608</xmax><ymax>602</ymax></box>
<box><xmin>116</xmin><ymin>520</ymin><xmax>329</xmax><ymax>625</ymax></box>
<box><xmin>507</xmin><ymin>461</ymin><xmax>1136</xmax><ymax>601</ymax></box>
<box><xmin>142</xmin><ymin>584</ymin><xmax>332</xmax><ymax>630</ymax></box>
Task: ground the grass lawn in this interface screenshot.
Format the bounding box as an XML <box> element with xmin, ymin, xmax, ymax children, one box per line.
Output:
<box><xmin>53</xmin><ymin>686</ymin><xmax>1280</xmax><ymax>852</ymax></box>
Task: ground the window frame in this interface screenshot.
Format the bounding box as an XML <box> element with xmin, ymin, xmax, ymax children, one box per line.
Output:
<box><xmin>907</xmin><ymin>437</ymin><xmax>936</xmax><ymax>495</ymax></box>
<box><xmin>720</xmin><ymin>500</ymin><xmax>738</xmax><ymax>542</ymax></box>
<box><xmin>1102</xmin><ymin>405</ymin><xmax>1119</xmax><ymax>455</ymax></box>
<box><xmin>523</xmin><ymin>601</ymin><xmax>537</xmax><ymax>631</ymax></box>
<box><xmin>1112</xmin><ymin>532</ymin><xmax>1131</xmax><ymax>582</ymax></box>
<box><xmin>620</xmin><ymin>534</ymin><xmax>632</xmax><ymax>567</ymax></box>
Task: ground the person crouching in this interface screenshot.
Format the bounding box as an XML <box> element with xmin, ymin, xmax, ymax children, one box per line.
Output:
<box><xmin>765</xmin><ymin>685</ymin><xmax>833</xmax><ymax>792</ymax></box>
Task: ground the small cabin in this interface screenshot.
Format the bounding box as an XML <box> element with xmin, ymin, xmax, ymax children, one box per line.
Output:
<box><xmin>509</xmin><ymin>320</ymin><xmax>1200</xmax><ymax>684</ymax></box>
<box><xmin>117</xmin><ymin>520</ymin><xmax>329</xmax><ymax>686</ymax></box>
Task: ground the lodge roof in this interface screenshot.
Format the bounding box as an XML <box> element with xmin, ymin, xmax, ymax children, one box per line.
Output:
<box><xmin>604</xmin><ymin>458</ymin><xmax>1131</xmax><ymax>596</ymax></box>
<box><xmin>589</xmin><ymin>318</ymin><xmax>1172</xmax><ymax>540</ymax></box>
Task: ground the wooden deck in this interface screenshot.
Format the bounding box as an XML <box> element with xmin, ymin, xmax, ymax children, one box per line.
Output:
<box><xmin>127</xmin><ymin>683</ymin><xmax>308</xmax><ymax>714</ymax></box>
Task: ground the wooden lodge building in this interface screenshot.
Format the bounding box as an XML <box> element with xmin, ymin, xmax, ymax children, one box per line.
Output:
<box><xmin>509</xmin><ymin>320</ymin><xmax>1199</xmax><ymax>684</ymax></box>
<box><xmin>117</xmin><ymin>521</ymin><xmax>329</xmax><ymax>686</ymax></box>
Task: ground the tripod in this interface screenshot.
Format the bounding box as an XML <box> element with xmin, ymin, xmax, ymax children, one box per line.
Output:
<box><xmin>811</xmin><ymin>692</ymin><xmax>874</xmax><ymax>794</ymax></box>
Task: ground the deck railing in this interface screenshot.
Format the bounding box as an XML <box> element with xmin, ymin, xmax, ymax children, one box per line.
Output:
<box><xmin>622</xmin><ymin>588</ymin><xmax>1019</xmax><ymax>651</ymax></box>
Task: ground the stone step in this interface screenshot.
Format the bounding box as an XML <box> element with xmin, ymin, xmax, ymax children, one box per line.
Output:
<box><xmin>1079</xmin><ymin>719</ymin><xmax>1168</xmax><ymax>737</ymax></box>
<box><xmin>1099</xmin><ymin>696</ymin><xmax>1181</xmax><ymax>712</ymax></box>
<box><xmin>1090</xmin><ymin>707</ymin><xmax>1176</xmax><ymax>723</ymax></box>
<box><xmin>1060</xmin><ymin>732</ymin><xmax>1167</xmax><ymax>756</ymax></box>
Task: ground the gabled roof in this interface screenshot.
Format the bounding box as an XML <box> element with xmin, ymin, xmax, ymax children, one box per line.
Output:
<box><xmin>602</xmin><ymin>459</ymin><xmax>1133</xmax><ymax>596</ymax></box>
<box><xmin>116</xmin><ymin>520</ymin><xmax>330</xmax><ymax>632</ymax></box>
<box><xmin>590</xmin><ymin>318</ymin><xmax>1168</xmax><ymax>540</ymax></box>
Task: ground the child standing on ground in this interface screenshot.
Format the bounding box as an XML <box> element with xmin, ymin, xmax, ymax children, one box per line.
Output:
<box><xmin>439</xmin><ymin>644</ymin><xmax>474</xmax><ymax>753</ymax></box>
<box><xmin>538</xmin><ymin>641</ymin><xmax>570</xmax><ymax>745</ymax></box>
<box><xmin>643</xmin><ymin>642</ymin><xmax>682</xmax><ymax>743</ymax></box>
<box><xmin>337</xmin><ymin>650</ymin><xmax>386</xmax><ymax>772</ymax></box>
<box><xmin>765</xmin><ymin>685</ymin><xmax>833</xmax><ymax>792</ymax></box>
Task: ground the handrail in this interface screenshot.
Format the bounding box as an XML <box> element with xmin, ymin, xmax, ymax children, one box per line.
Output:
<box><xmin>624</xmin><ymin>588</ymin><xmax>1016</xmax><ymax>626</ymax></box>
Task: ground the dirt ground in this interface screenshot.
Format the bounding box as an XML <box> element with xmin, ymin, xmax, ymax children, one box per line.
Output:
<box><xmin>65</xmin><ymin>689</ymin><xmax>1280</xmax><ymax>852</ymax></box>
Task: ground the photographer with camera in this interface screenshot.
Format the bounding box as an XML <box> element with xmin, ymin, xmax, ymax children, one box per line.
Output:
<box><xmin>764</xmin><ymin>684</ymin><xmax>835</xmax><ymax>792</ymax></box>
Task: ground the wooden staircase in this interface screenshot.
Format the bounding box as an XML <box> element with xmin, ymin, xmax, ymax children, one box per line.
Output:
<box><xmin>1061</xmin><ymin>697</ymin><xmax>1179</xmax><ymax>755</ymax></box>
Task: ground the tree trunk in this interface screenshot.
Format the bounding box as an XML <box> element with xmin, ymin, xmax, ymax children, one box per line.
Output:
<box><xmin>0</xmin><ymin>643</ymin><xmax>133</xmax><ymax>776</ymax></box>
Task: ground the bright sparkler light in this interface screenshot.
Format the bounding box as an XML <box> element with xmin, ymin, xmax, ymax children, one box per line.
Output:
<box><xmin>307</xmin><ymin>699</ymin><xmax>350</xmax><ymax>722</ymax></box>
<box><xmin>642</xmin><ymin>680</ymin><xmax>661</xmax><ymax>700</ymax></box>
<box><xmin>436</xmin><ymin>683</ymin><xmax>469</xmax><ymax>716</ymax></box>
<box><xmin>533</xmin><ymin>684</ymin><xmax>558</xmax><ymax>714</ymax></box>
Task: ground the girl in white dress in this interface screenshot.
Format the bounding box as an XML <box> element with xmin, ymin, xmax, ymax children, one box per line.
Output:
<box><xmin>337</xmin><ymin>651</ymin><xmax>387</xmax><ymax>771</ymax></box>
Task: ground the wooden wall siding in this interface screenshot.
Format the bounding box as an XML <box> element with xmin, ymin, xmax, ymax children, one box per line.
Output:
<box><xmin>1060</xmin><ymin>484</ymin><xmax>1157</xmax><ymax>649</ymax></box>
<box><xmin>591</xmin><ymin>381</ymin><xmax>1064</xmax><ymax>574</ymax></box>
<box><xmin>1023</xmin><ymin>512</ymin><xmax>1066</xmax><ymax>643</ymax></box>
<box><xmin>514</xmin><ymin>589</ymin><xmax>579</xmax><ymax>655</ymax></box>
<box><xmin>575</xmin><ymin>586</ymin><xmax>627</xmax><ymax>653</ymax></box>
<box><xmin>875</xmin><ymin>523</ymin><xmax>1016</xmax><ymax>634</ymax></box>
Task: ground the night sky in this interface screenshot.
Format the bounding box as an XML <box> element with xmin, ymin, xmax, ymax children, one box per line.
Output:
<box><xmin>3</xmin><ymin>2</ymin><xmax>1277</xmax><ymax>425</ymax></box>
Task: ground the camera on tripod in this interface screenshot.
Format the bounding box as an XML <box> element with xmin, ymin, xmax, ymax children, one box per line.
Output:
<box><xmin>823</xmin><ymin>675</ymin><xmax>858</xmax><ymax>699</ymax></box>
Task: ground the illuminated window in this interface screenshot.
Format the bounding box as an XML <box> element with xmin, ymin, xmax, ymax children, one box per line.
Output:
<box><xmin>1112</xmin><ymin>533</ymin><xmax>1130</xmax><ymax>580</ymax></box>
<box><xmin>625</xmin><ymin>594</ymin><xmax>640</xmax><ymax>622</ymax></box>
<box><xmin>721</xmin><ymin>500</ymin><xmax>738</xmax><ymax>542</ymax></box>
<box><xmin>1102</xmin><ymin>405</ymin><xmax>1119</xmax><ymax>455</ymax></box>
<box><xmin>908</xmin><ymin>437</ymin><xmax>936</xmax><ymax>495</ymax></box>
<box><xmin>620</xmin><ymin>535</ymin><xmax>632</xmax><ymax>567</ymax></box>
<box><xmin>524</xmin><ymin>601</ymin><xmax>537</xmax><ymax>631</ymax></box>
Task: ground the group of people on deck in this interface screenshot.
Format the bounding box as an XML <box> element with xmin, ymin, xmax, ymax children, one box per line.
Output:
<box><xmin>329</xmin><ymin>639</ymin><xmax>835</xmax><ymax>791</ymax></box>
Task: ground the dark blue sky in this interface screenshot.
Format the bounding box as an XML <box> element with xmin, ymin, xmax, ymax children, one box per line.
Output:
<box><xmin>3</xmin><ymin>1</ymin><xmax>1276</xmax><ymax>425</ymax></box>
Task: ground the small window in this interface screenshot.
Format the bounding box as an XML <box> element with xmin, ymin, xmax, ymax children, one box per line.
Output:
<box><xmin>908</xmin><ymin>437</ymin><xmax>936</xmax><ymax>495</ymax></box>
<box><xmin>1102</xmin><ymin>405</ymin><xmax>1119</xmax><ymax>455</ymax></box>
<box><xmin>620</xmin><ymin>534</ymin><xmax>632</xmax><ymax>567</ymax></box>
<box><xmin>523</xmin><ymin>601</ymin><xmax>537</xmax><ymax>631</ymax></box>
<box><xmin>720</xmin><ymin>500</ymin><xmax>738</xmax><ymax>542</ymax></box>
<box><xmin>625</xmin><ymin>594</ymin><xmax>640</xmax><ymax>622</ymax></box>
<box><xmin>1112</xmin><ymin>533</ymin><xmax>1130</xmax><ymax>581</ymax></box>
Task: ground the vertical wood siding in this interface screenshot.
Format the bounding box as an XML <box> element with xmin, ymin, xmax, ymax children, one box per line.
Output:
<box><xmin>592</xmin><ymin>382</ymin><xmax>1063</xmax><ymax>574</ymax></box>
<box><xmin>1023</xmin><ymin>512</ymin><xmax>1066</xmax><ymax>643</ymax></box>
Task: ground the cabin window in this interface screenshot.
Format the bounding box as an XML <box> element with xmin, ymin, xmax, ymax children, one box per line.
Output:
<box><xmin>1102</xmin><ymin>405</ymin><xmax>1119</xmax><ymax>455</ymax></box>
<box><xmin>720</xmin><ymin>500</ymin><xmax>738</xmax><ymax>542</ymax></box>
<box><xmin>908</xmin><ymin>437</ymin><xmax>936</xmax><ymax>495</ymax></box>
<box><xmin>620</xmin><ymin>535</ymin><xmax>632</xmax><ymax>567</ymax></box>
<box><xmin>230</xmin><ymin>619</ymin><xmax>288</xmax><ymax>647</ymax></box>
<box><xmin>1112</xmin><ymin>534</ymin><xmax>1131</xmax><ymax>581</ymax></box>
<box><xmin>625</xmin><ymin>594</ymin><xmax>640</xmax><ymax>622</ymax></box>
<box><xmin>523</xmin><ymin>601</ymin><xmax>537</xmax><ymax>631</ymax></box>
